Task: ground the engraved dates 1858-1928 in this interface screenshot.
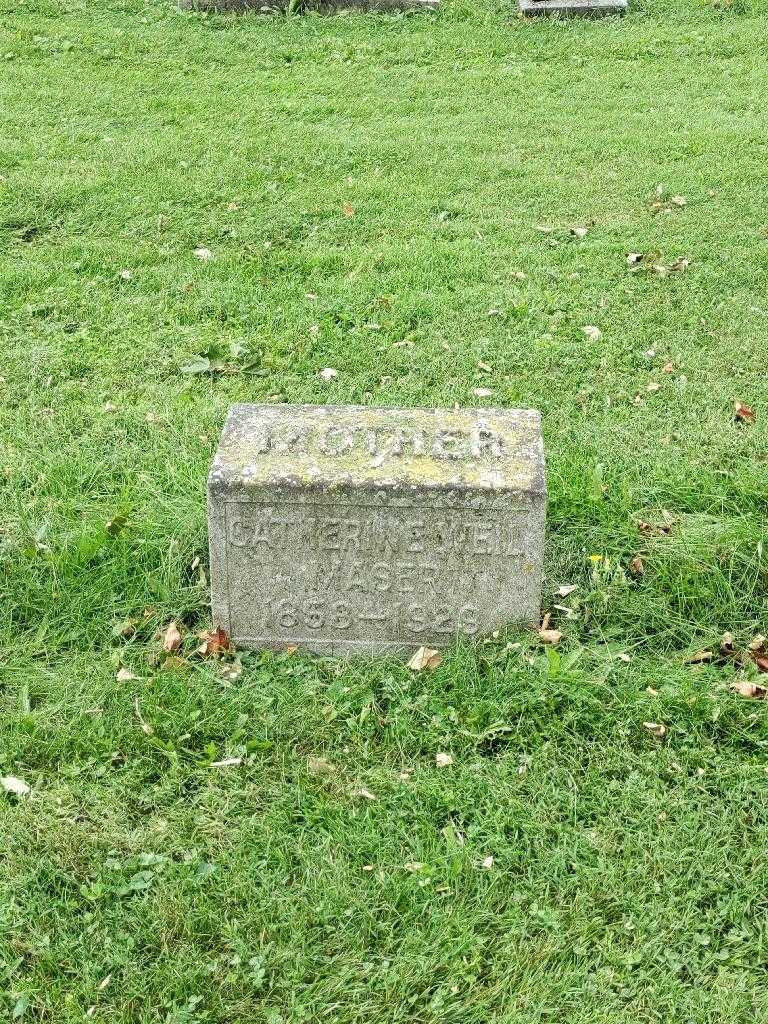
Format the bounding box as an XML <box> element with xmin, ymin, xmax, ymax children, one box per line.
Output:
<box><xmin>264</xmin><ymin>596</ymin><xmax>481</xmax><ymax>637</ymax></box>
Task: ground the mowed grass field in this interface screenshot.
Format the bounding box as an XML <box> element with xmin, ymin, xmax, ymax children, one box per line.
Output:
<box><xmin>2</xmin><ymin>0</ymin><xmax>768</xmax><ymax>1020</ymax></box>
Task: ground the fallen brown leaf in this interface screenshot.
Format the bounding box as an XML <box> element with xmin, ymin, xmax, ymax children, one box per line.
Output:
<box><xmin>748</xmin><ymin>635</ymin><xmax>766</xmax><ymax>652</ymax></box>
<box><xmin>196</xmin><ymin>627</ymin><xmax>231</xmax><ymax>659</ymax></box>
<box><xmin>734</xmin><ymin>401</ymin><xmax>755</xmax><ymax>424</ymax></box>
<box><xmin>538</xmin><ymin>628</ymin><xmax>563</xmax><ymax>644</ymax></box>
<box><xmin>161</xmin><ymin>620</ymin><xmax>182</xmax><ymax>653</ymax></box>
<box><xmin>642</xmin><ymin>721</ymin><xmax>667</xmax><ymax>739</ymax></box>
<box><xmin>408</xmin><ymin>646</ymin><xmax>443</xmax><ymax>671</ymax></box>
<box><xmin>730</xmin><ymin>680</ymin><xmax>767</xmax><ymax>699</ymax></box>
<box><xmin>630</xmin><ymin>554</ymin><xmax>646</xmax><ymax>576</ymax></box>
<box><xmin>719</xmin><ymin>632</ymin><xmax>736</xmax><ymax>657</ymax></box>
<box><xmin>342</xmin><ymin>202</ymin><xmax>355</xmax><ymax>217</ymax></box>
<box><xmin>116</xmin><ymin>666</ymin><xmax>140</xmax><ymax>682</ymax></box>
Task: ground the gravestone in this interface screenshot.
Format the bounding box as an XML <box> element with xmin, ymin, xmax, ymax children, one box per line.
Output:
<box><xmin>208</xmin><ymin>404</ymin><xmax>546</xmax><ymax>656</ymax></box>
<box><xmin>179</xmin><ymin>0</ymin><xmax>438</xmax><ymax>12</ymax></box>
<box><xmin>519</xmin><ymin>0</ymin><xmax>627</xmax><ymax>15</ymax></box>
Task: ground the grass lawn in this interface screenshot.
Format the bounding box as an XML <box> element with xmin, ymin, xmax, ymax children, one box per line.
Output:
<box><xmin>2</xmin><ymin>0</ymin><xmax>768</xmax><ymax>1020</ymax></box>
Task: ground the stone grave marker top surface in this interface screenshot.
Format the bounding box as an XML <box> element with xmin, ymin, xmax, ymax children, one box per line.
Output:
<box><xmin>209</xmin><ymin>403</ymin><xmax>545</xmax><ymax>494</ymax></box>
<box><xmin>208</xmin><ymin>404</ymin><xmax>546</xmax><ymax>656</ymax></box>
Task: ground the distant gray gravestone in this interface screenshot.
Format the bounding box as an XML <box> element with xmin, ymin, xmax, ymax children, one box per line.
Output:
<box><xmin>179</xmin><ymin>0</ymin><xmax>439</xmax><ymax>12</ymax></box>
<box><xmin>208</xmin><ymin>404</ymin><xmax>546</xmax><ymax>656</ymax></box>
<box><xmin>519</xmin><ymin>0</ymin><xmax>627</xmax><ymax>15</ymax></box>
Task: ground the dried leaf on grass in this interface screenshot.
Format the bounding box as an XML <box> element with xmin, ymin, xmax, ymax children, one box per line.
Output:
<box><xmin>1</xmin><ymin>775</ymin><xmax>30</xmax><ymax>798</ymax></box>
<box><xmin>642</xmin><ymin>722</ymin><xmax>667</xmax><ymax>739</ymax></box>
<box><xmin>734</xmin><ymin>401</ymin><xmax>755</xmax><ymax>424</ymax></box>
<box><xmin>730</xmin><ymin>680</ymin><xmax>767</xmax><ymax>699</ymax></box>
<box><xmin>630</xmin><ymin>554</ymin><xmax>646</xmax><ymax>576</ymax></box>
<box><xmin>435</xmin><ymin>752</ymin><xmax>454</xmax><ymax>768</ymax></box>
<box><xmin>537</xmin><ymin>612</ymin><xmax>562</xmax><ymax>645</ymax></box>
<box><xmin>408</xmin><ymin>646</ymin><xmax>443</xmax><ymax>671</ymax></box>
<box><xmin>116</xmin><ymin>666</ymin><xmax>140</xmax><ymax>682</ymax></box>
<box><xmin>719</xmin><ymin>632</ymin><xmax>736</xmax><ymax>657</ymax></box>
<box><xmin>161</xmin><ymin>620</ymin><xmax>182</xmax><ymax>653</ymax></box>
<box><xmin>538</xmin><ymin>628</ymin><xmax>562</xmax><ymax>644</ymax></box>
<box><xmin>196</xmin><ymin>628</ymin><xmax>231</xmax><ymax>659</ymax></box>
<box><xmin>748</xmin><ymin>637</ymin><xmax>768</xmax><ymax>671</ymax></box>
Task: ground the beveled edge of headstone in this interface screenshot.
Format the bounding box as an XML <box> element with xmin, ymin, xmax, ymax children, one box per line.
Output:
<box><xmin>519</xmin><ymin>0</ymin><xmax>627</xmax><ymax>14</ymax></box>
<box><xmin>208</xmin><ymin>403</ymin><xmax>546</xmax><ymax>498</ymax></box>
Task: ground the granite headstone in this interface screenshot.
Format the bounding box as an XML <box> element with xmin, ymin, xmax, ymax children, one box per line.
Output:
<box><xmin>208</xmin><ymin>404</ymin><xmax>546</xmax><ymax>656</ymax></box>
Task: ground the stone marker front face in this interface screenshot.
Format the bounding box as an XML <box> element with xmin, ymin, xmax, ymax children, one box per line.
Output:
<box><xmin>208</xmin><ymin>404</ymin><xmax>546</xmax><ymax>656</ymax></box>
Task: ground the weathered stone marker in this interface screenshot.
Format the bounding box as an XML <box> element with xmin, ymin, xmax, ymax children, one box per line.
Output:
<box><xmin>179</xmin><ymin>0</ymin><xmax>438</xmax><ymax>12</ymax></box>
<box><xmin>208</xmin><ymin>404</ymin><xmax>546</xmax><ymax>656</ymax></box>
<box><xmin>519</xmin><ymin>0</ymin><xmax>627</xmax><ymax>15</ymax></box>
